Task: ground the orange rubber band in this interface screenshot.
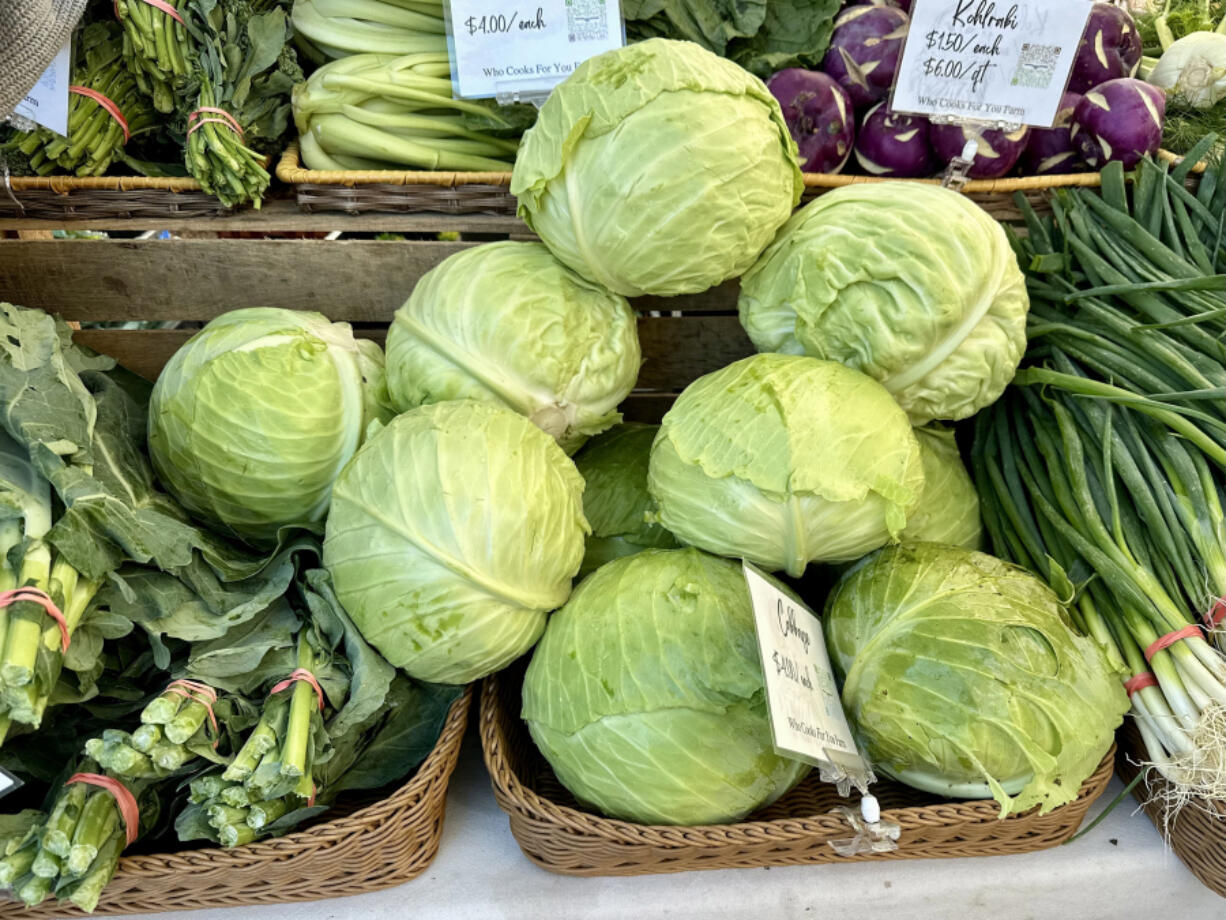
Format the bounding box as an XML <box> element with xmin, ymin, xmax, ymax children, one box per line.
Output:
<box><xmin>1124</xmin><ymin>672</ymin><xmax>1159</xmax><ymax>696</ymax></box>
<box><xmin>269</xmin><ymin>668</ymin><xmax>324</xmax><ymax>712</ymax></box>
<box><xmin>1144</xmin><ymin>624</ymin><xmax>1204</xmax><ymax>662</ymax></box>
<box><xmin>1205</xmin><ymin>598</ymin><xmax>1226</xmax><ymax>630</ymax></box>
<box><xmin>187</xmin><ymin>108</ymin><xmax>244</xmax><ymax>138</ymax></box>
<box><xmin>0</xmin><ymin>588</ymin><xmax>70</xmax><ymax>651</ymax></box>
<box><xmin>164</xmin><ymin>679</ymin><xmax>220</xmax><ymax>747</ymax></box>
<box><xmin>66</xmin><ymin>773</ymin><xmax>140</xmax><ymax>846</ymax></box>
<box><xmin>69</xmin><ymin>86</ymin><xmax>131</xmax><ymax>143</ymax></box>
<box><xmin>307</xmin><ymin>782</ymin><xmax>317</xmax><ymax>807</ymax></box>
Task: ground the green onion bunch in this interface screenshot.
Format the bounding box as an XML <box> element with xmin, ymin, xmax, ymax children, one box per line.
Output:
<box><xmin>975</xmin><ymin>145</ymin><xmax>1226</xmax><ymax>806</ymax></box>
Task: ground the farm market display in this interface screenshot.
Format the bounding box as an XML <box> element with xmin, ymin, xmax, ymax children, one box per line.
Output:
<box><xmin>2</xmin><ymin>0</ymin><xmax>1226</xmax><ymax>912</ymax></box>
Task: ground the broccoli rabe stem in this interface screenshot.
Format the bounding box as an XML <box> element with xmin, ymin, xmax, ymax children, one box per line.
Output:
<box><xmin>165</xmin><ymin>698</ymin><xmax>210</xmax><ymax>744</ymax></box>
<box><xmin>0</xmin><ymin>842</ymin><xmax>35</xmax><ymax>886</ymax></box>
<box><xmin>131</xmin><ymin>722</ymin><xmax>162</xmax><ymax>752</ymax></box>
<box><xmin>280</xmin><ymin>639</ymin><xmax>317</xmax><ymax>784</ymax></box>
<box><xmin>40</xmin><ymin>773</ymin><xmax>88</xmax><ymax>857</ymax></box>
<box><xmin>0</xmin><ymin>555</ymin><xmax>101</xmax><ymax>733</ymax></box>
<box><xmin>247</xmin><ymin>795</ymin><xmax>290</xmax><ymax>829</ymax></box>
<box><xmin>66</xmin><ymin>789</ymin><xmax>119</xmax><ymax>877</ymax></box>
<box><xmin>140</xmin><ymin>688</ymin><xmax>185</xmax><ymax>726</ymax></box>
<box><xmin>0</xmin><ymin>540</ymin><xmax>53</xmax><ymax>688</ymax></box>
<box><xmin>64</xmin><ymin>829</ymin><xmax>124</xmax><ymax>913</ymax></box>
<box><xmin>224</xmin><ymin>693</ymin><xmax>286</xmax><ymax>782</ymax></box>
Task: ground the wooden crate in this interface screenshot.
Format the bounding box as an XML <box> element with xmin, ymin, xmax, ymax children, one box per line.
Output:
<box><xmin>0</xmin><ymin>230</ymin><xmax>754</xmax><ymax>415</ymax></box>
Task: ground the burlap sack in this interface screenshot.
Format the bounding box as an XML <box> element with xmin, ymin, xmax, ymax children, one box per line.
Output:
<box><xmin>1</xmin><ymin>0</ymin><xmax>88</xmax><ymax>119</ymax></box>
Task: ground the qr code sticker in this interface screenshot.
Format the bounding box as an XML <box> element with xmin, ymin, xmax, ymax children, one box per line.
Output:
<box><xmin>567</xmin><ymin>0</ymin><xmax>608</xmax><ymax>42</ymax></box>
<box><xmin>1011</xmin><ymin>43</ymin><xmax>1062</xmax><ymax>88</ymax></box>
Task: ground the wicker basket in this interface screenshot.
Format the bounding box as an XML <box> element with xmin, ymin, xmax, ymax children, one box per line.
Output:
<box><xmin>1116</xmin><ymin>721</ymin><xmax>1226</xmax><ymax>898</ymax></box>
<box><xmin>801</xmin><ymin>171</ymin><xmax>1108</xmax><ymax>221</ymax></box>
<box><xmin>0</xmin><ymin>174</ymin><xmax>235</xmax><ymax>220</ymax></box>
<box><xmin>276</xmin><ymin>144</ymin><xmax>516</xmax><ymax>215</ymax></box>
<box><xmin>480</xmin><ymin>669</ymin><xmax>1115</xmax><ymax>876</ymax></box>
<box><xmin>1</xmin><ymin>687</ymin><xmax>471</xmax><ymax>917</ymax></box>
<box><xmin>278</xmin><ymin>139</ymin><xmax>1198</xmax><ymax>219</ymax></box>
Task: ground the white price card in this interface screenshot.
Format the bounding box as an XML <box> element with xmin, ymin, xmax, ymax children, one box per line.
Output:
<box><xmin>743</xmin><ymin>562</ymin><xmax>874</xmax><ymax>793</ymax></box>
<box><xmin>0</xmin><ymin>766</ymin><xmax>22</xmax><ymax>802</ymax></box>
<box><xmin>444</xmin><ymin>0</ymin><xmax>625</xmax><ymax>100</ymax></box>
<box><xmin>13</xmin><ymin>39</ymin><xmax>71</xmax><ymax>137</ymax></box>
<box><xmin>891</xmin><ymin>0</ymin><xmax>1094</xmax><ymax>127</ymax></box>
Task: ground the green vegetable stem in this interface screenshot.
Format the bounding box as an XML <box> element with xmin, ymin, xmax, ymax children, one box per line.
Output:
<box><xmin>0</xmin><ymin>430</ymin><xmax>102</xmax><ymax>745</ymax></box>
<box><xmin>3</xmin><ymin>23</ymin><xmax>157</xmax><ymax>177</ymax></box>
<box><xmin>0</xmin><ymin>769</ymin><xmax>151</xmax><ymax>913</ymax></box>
<box><xmin>115</xmin><ymin>0</ymin><xmax>195</xmax><ymax>113</ymax></box>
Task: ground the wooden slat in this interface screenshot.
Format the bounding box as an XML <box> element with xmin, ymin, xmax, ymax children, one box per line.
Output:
<box><xmin>636</xmin><ymin>315</ymin><xmax>751</xmax><ymax>387</ymax></box>
<box><xmin>73</xmin><ymin>315</ymin><xmax>753</xmax><ymax>391</ymax></box>
<box><xmin>1</xmin><ymin>240</ymin><xmax>476</xmax><ymax>321</ymax></box>
<box><xmin>0</xmin><ymin>240</ymin><xmax>742</xmax><ymax>321</ymax></box>
<box><xmin>0</xmin><ymin>198</ymin><xmax>529</xmax><ymax>234</ymax></box>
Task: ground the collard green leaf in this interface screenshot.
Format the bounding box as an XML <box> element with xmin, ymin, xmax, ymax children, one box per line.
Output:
<box><xmin>302</xmin><ymin>568</ymin><xmax>395</xmax><ymax>744</ymax></box>
<box><xmin>320</xmin><ymin>678</ymin><xmax>461</xmax><ymax>797</ymax></box>
<box><xmin>184</xmin><ymin>600</ymin><xmax>300</xmax><ymax>692</ymax></box>
<box><xmin>623</xmin><ymin>0</ymin><xmax>767</xmax><ymax>54</ymax></box>
<box><xmin>728</xmin><ymin>0</ymin><xmax>840</xmax><ymax>77</ymax></box>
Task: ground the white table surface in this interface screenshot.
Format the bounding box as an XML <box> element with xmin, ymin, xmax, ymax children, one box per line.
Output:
<box><xmin>111</xmin><ymin>726</ymin><xmax>1223</xmax><ymax>920</ymax></box>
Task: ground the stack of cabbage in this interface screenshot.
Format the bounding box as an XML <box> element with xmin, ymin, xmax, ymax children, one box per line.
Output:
<box><xmin>149</xmin><ymin>38</ymin><xmax>1127</xmax><ymax>827</ymax></box>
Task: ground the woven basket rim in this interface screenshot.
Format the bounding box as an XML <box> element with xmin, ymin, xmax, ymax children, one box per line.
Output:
<box><xmin>108</xmin><ymin>686</ymin><xmax>471</xmax><ymax>874</ymax></box>
<box><xmin>479</xmin><ymin>672</ymin><xmax>1115</xmax><ymax>849</ymax></box>
<box><xmin>1116</xmin><ymin>719</ymin><xmax>1226</xmax><ymax>898</ymax></box>
<box><xmin>279</xmin><ymin>142</ymin><xmax>1206</xmax><ymax>193</ymax></box>
<box><xmin>6</xmin><ymin>174</ymin><xmax>205</xmax><ymax>193</ymax></box>
<box><xmin>276</xmin><ymin>144</ymin><xmax>513</xmax><ymax>188</ymax></box>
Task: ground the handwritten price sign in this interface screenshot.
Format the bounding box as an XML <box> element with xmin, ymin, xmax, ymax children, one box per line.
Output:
<box><xmin>891</xmin><ymin>0</ymin><xmax>1092</xmax><ymax>127</ymax></box>
<box><xmin>445</xmin><ymin>0</ymin><xmax>624</xmax><ymax>100</ymax></box>
<box><xmin>743</xmin><ymin>562</ymin><xmax>870</xmax><ymax>785</ymax></box>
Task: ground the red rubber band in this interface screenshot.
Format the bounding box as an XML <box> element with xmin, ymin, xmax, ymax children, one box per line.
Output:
<box><xmin>269</xmin><ymin>668</ymin><xmax>324</xmax><ymax>712</ymax></box>
<box><xmin>307</xmin><ymin>783</ymin><xmax>317</xmax><ymax>807</ymax></box>
<box><xmin>0</xmin><ymin>588</ymin><xmax>70</xmax><ymax>652</ymax></box>
<box><xmin>69</xmin><ymin>86</ymin><xmax>131</xmax><ymax>144</ymax></box>
<box><xmin>1205</xmin><ymin>598</ymin><xmax>1226</xmax><ymax>630</ymax></box>
<box><xmin>164</xmin><ymin>679</ymin><xmax>220</xmax><ymax>748</ymax></box>
<box><xmin>1144</xmin><ymin>624</ymin><xmax>1204</xmax><ymax>662</ymax></box>
<box><xmin>1124</xmin><ymin>672</ymin><xmax>1159</xmax><ymax>696</ymax></box>
<box><xmin>187</xmin><ymin>108</ymin><xmax>244</xmax><ymax>139</ymax></box>
<box><xmin>66</xmin><ymin>773</ymin><xmax>140</xmax><ymax>846</ymax></box>
<box><xmin>115</xmin><ymin>0</ymin><xmax>185</xmax><ymax>25</ymax></box>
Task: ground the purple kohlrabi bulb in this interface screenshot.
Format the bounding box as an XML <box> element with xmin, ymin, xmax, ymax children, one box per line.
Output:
<box><xmin>853</xmin><ymin>103</ymin><xmax>934</xmax><ymax>178</ymax></box>
<box><xmin>1071</xmin><ymin>78</ymin><xmax>1165</xmax><ymax>169</ymax></box>
<box><xmin>1021</xmin><ymin>92</ymin><xmax>1086</xmax><ymax>175</ymax></box>
<box><xmin>767</xmin><ymin>69</ymin><xmax>856</xmax><ymax>173</ymax></box>
<box><xmin>822</xmin><ymin>5</ymin><xmax>910</xmax><ymax>110</ymax></box>
<box><xmin>1067</xmin><ymin>2</ymin><xmax>1143</xmax><ymax>94</ymax></box>
<box><xmin>929</xmin><ymin>122</ymin><xmax>1032</xmax><ymax>179</ymax></box>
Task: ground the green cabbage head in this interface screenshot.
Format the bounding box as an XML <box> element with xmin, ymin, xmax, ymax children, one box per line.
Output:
<box><xmin>149</xmin><ymin>308</ymin><xmax>393</xmax><ymax>545</ymax></box>
<box><xmin>647</xmin><ymin>354</ymin><xmax>924</xmax><ymax>576</ymax></box>
<box><xmin>511</xmin><ymin>38</ymin><xmax>803</xmax><ymax>297</ymax></box>
<box><xmin>324</xmin><ymin>401</ymin><xmax>589</xmax><ymax>684</ymax></box>
<box><xmin>573</xmin><ymin>424</ymin><xmax>678</xmax><ymax>578</ymax></box>
<box><xmin>824</xmin><ymin>543</ymin><xmax>1128</xmax><ymax>816</ymax></box>
<box><xmin>522</xmin><ymin>548</ymin><xmax>809</xmax><ymax>825</ymax></box>
<box><xmin>901</xmin><ymin>427</ymin><xmax>982</xmax><ymax>550</ymax></box>
<box><xmin>738</xmin><ymin>182</ymin><xmax>1029</xmax><ymax>425</ymax></box>
<box><xmin>385</xmin><ymin>242</ymin><xmax>641</xmax><ymax>454</ymax></box>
